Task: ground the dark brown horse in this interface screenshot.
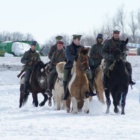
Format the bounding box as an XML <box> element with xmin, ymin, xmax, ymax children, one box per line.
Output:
<box><xmin>105</xmin><ymin>47</ymin><xmax>129</xmax><ymax>115</ymax></box>
<box><xmin>19</xmin><ymin>61</ymin><xmax>52</xmax><ymax>108</ymax></box>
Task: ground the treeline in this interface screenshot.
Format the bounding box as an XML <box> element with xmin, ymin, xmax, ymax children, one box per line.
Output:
<box><xmin>0</xmin><ymin>31</ymin><xmax>34</xmax><ymax>42</ymax></box>
<box><xmin>43</xmin><ymin>5</ymin><xmax>140</xmax><ymax>48</ymax></box>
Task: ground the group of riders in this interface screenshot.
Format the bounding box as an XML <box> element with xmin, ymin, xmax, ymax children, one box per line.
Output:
<box><xmin>21</xmin><ymin>27</ymin><xmax>136</xmax><ymax>101</ymax></box>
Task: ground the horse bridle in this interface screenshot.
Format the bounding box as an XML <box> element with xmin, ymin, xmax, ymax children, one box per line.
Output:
<box><xmin>57</xmin><ymin>76</ymin><xmax>63</xmax><ymax>86</ymax></box>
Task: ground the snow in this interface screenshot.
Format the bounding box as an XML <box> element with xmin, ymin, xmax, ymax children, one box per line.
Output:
<box><xmin>0</xmin><ymin>57</ymin><xmax>140</xmax><ymax>140</ymax></box>
<box><xmin>4</xmin><ymin>53</ymin><xmax>14</xmax><ymax>57</ymax></box>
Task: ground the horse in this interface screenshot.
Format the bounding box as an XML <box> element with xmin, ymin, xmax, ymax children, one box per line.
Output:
<box><xmin>52</xmin><ymin>62</ymin><xmax>66</xmax><ymax>110</ymax></box>
<box><xmin>66</xmin><ymin>47</ymin><xmax>91</xmax><ymax>114</ymax></box>
<box><xmin>93</xmin><ymin>60</ymin><xmax>105</xmax><ymax>104</ymax></box>
<box><xmin>19</xmin><ymin>61</ymin><xmax>52</xmax><ymax>108</ymax></box>
<box><xmin>105</xmin><ymin>41</ymin><xmax>129</xmax><ymax>115</ymax></box>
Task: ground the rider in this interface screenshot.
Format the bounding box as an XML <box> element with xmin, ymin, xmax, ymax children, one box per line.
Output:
<box><xmin>90</xmin><ymin>34</ymin><xmax>103</xmax><ymax>83</ymax></box>
<box><xmin>21</xmin><ymin>41</ymin><xmax>41</xmax><ymax>97</ymax></box>
<box><xmin>48</xmin><ymin>36</ymin><xmax>64</xmax><ymax>60</ymax></box>
<box><xmin>45</xmin><ymin>38</ymin><xmax>66</xmax><ymax>97</ymax></box>
<box><xmin>102</xmin><ymin>27</ymin><xmax>135</xmax><ymax>95</ymax></box>
<box><xmin>63</xmin><ymin>34</ymin><xmax>96</xmax><ymax>100</ymax></box>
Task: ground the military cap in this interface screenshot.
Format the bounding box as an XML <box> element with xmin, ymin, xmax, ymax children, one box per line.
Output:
<box><xmin>113</xmin><ymin>26</ymin><xmax>120</xmax><ymax>33</ymax></box>
<box><xmin>31</xmin><ymin>41</ymin><xmax>37</xmax><ymax>46</ymax></box>
<box><xmin>97</xmin><ymin>34</ymin><xmax>103</xmax><ymax>39</ymax></box>
<box><xmin>55</xmin><ymin>36</ymin><xmax>63</xmax><ymax>41</ymax></box>
<box><xmin>73</xmin><ymin>35</ymin><xmax>82</xmax><ymax>40</ymax></box>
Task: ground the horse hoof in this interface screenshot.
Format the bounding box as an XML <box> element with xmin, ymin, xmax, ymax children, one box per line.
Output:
<box><xmin>114</xmin><ymin>107</ymin><xmax>119</xmax><ymax>113</ymax></box>
<box><xmin>39</xmin><ymin>102</ymin><xmax>45</xmax><ymax>106</ymax></box>
<box><xmin>34</xmin><ymin>104</ymin><xmax>38</xmax><ymax>107</ymax></box>
<box><xmin>78</xmin><ymin>109</ymin><xmax>82</xmax><ymax>112</ymax></box>
<box><xmin>121</xmin><ymin>108</ymin><xmax>125</xmax><ymax>115</ymax></box>
<box><xmin>106</xmin><ymin>109</ymin><xmax>109</xmax><ymax>114</ymax></box>
<box><xmin>73</xmin><ymin>111</ymin><xmax>78</xmax><ymax>114</ymax></box>
<box><xmin>67</xmin><ymin>108</ymin><xmax>70</xmax><ymax>113</ymax></box>
<box><xmin>121</xmin><ymin>111</ymin><xmax>125</xmax><ymax>115</ymax></box>
<box><xmin>48</xmin><ymin>102</ymin><xmax>52</xmax><ymax>107</ymax></box>
<box><xmin>84</xmin><ymin>110</ymin><xmax>89</xmax><ymax>114</ymax></box>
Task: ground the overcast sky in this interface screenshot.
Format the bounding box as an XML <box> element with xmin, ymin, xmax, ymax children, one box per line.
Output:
<box><xmin>0</xmin><ymin>0</ymin><xmax>140</xmax><ymax>44</ymax></box>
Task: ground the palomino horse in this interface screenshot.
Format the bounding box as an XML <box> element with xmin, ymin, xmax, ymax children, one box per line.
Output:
<box><xmin>66</xmin><ymin>47</ymin><xmax>91</xmax><ymax>114</ymax></box>
<box><xmin>105</xmin><ymin>46</ymin><xmax>129</xmax><ymax>115</ymax></box>
<box><xmin>19</xmin><ymin>61</ymin><xmax>52</xmax><ymax>108</ymax></box>
<box><xmin>93</xmin><ymin>60</ymin><xmax>105</xmax><ymax>104</ymax></box>
<box><xmin>52</xmin><ymin>62</ymin><xmax>66</xmax><ymax>110</ymax></box>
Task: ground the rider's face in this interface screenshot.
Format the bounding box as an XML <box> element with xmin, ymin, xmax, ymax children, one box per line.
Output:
<box><xmin>97</xmin><ymin>38</ymin><xmax>103</xmax><ymax>44</ymax></box>
<box><xmin>31</xmin><ymin>45</ymin><xmax>36</xmax><ymax>51</ymax></box>
<box><xmin>113</xmin><ymin>32</ymin><xmax>120</xmax><ymax>40</ymax></box>
<box><xmin>73</xmin><ymin>38</ymin><xmax>80</xmax><ymax>46</ymax></box>
<box><xmin>57</xmin><ymin>42</ymin><xmax>64</xmax><ymax>50</ymax></box>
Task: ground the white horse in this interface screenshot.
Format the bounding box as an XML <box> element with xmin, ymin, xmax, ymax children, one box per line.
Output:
<box><xmin>52</xmin><ymin>62</ymin><xmax>66</xmax><ymax>110</ymax></box>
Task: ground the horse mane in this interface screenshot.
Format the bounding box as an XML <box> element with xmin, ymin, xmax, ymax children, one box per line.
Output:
<box><xmin>34</xmin><ymin>61</ymin><xmax>45</xmax><ymax>71</ymax></box>
<box><xmin>75</xmin><ymin>47</ymin><xmax>90</xmax><ymax>61</ymax></box>
<box><xmin>80</xmin><ymin>48</ymin><xmax>90</xmax><ymax>55</ymax></box>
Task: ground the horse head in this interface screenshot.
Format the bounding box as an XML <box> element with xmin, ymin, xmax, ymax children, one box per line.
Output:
<box><xmin>114</xmin><ymin>38</ymin><xmax>129</xmax><ymax>61</ymax></box>
<box><xmin>33</xmin><ymin>61</ymin><xmax>48</xmax><ymax>85</ymax></box>
<box><xmin>34</xmin><ymin>61</ymin><xmax>46</xmax><ymax>72</ymax></box>
<box><xmin>114</xmin><ymin>48</ymin><xmax>122</xmax><ymax>61</ymax></box>
<box><xmin>75</xmin><ymin>47</ymin><xmax>90</xmax><ymax>72</ymax></box>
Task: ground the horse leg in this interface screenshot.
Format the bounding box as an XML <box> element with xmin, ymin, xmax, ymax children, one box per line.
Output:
<box><xmin>56</xmin><ymin>97</ymin><xmax>61</xmax><ymax>110</ymax></box>
<box><xmin>111</xmin><ymin>91</ymin><xmax>119</xmax><ymax>113</ymax></box>
<box><xmin>66</xmin><ymin>96</ymin><xmax>71</xmax><ymax>113</ymax></box>
<box><xmin>32</xmin><ymin>93</ymin><xmax>38</xmax><ymax>107</ymax></box>
<box><xmin>39</xmin><ymin>93</ymin><xmax>48</xmax><ymax>107</ymax></box>
<box><xmin>19</xmin><ymin>84</ymin><xmax>24</xmax><ymax>108</ymax></box>
<box><xmin>71</xmin><ymin>97</ymin><xmax>78</xmax><ymax>114</ymax></box>
<box><xmin>105</xmin><ymin>89</ymin><xmax>111</xmax><ymax>114</ymax></box>
<box><xmin>97</xmin><ymin>87</ymin><xmax>105</xmax><ymax>104</ymax></box>
<box><xmin>95</xmin><ymin>79</ymin><xmax>105</xmax><ymax>104</ymax></box>
<box><xmin>117</xmin><ymin>91</ymin><xmax>121</xmax><ymax>107</ymax></box>
<box><xmin>121</xmin><ymin>89</ymin><xmax>128</xmax><ymax>115</ymax></box>
<box><xmin>48</xmin><ymin>96</ymin><xmax>52</xmax><ymax>106</ymax></box>
<box><xmin>78</xmin><ymin>100</ymin><xmax>84</xmax><ymax>112</ymax></box>
<box><xmin>84</xmin><ymin>98</ymin><xmax>90</xmax><ymax>114</ymax></box>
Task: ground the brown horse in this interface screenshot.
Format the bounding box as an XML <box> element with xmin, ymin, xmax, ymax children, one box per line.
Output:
<box><xmin>19</xmin><ymin>61</ymin><xmax>52</xmax><ymax>108</ymax></box>
<box><xmin>93</xmin><ymin>60</ymin><xmax>105</xmax><ymax>104</ymax></box>
<box><xmin>66</xmin><ymin>48</ymin><xmax>91</xmax><ymax>114</ymax></box>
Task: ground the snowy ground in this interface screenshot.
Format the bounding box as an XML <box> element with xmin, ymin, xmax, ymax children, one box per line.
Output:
<box><xmin>0</xmin><ymin>57</ymin><xmax>140</xmax><ymax>140</ymax></box>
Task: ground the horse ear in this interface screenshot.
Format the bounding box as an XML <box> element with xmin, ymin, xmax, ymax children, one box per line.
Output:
<box><xmin>83</xmin><ymin>47</ymin><xmax>90</xmax><ymax>55</ymax></box>
<box><xmin>86</xmin><ymin>48</ymin><xmax>90</xmax><ymax>54</ymax></box>
<box><xmin>125</xmin><ymin>38</ymin><xmax>129</xmax><ymax>44</ymax></box>
<box><xmin>78</xmin><ymin>47</ymin><xmax>82</xmax><ymax>53</ymax></box>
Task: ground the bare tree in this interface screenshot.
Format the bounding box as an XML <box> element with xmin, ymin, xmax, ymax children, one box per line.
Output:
<box><xmin>114</xmin><ymin>5</ymin><xmax>126</xmax><ymax>39</ymax></box>
<box><xmin>137</xmin><ymin>9</ymin><xmax>140</xmax><ymax>28</ymax></box>
<box><xmin>129</xmin><ymin>11</ymin><xmax>138</xmax><ymax>43</ymax></box>
<box><xmin>24</xmin><ymin>33</ymin><xmax>34</xmax><ymax>41</ymax></box>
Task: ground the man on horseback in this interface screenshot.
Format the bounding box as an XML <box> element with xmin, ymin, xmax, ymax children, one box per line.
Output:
<box><xmin>102</xmin><ymin>27</ymin><xmax>135</xmax><ymax>93</ymax></box>
<box><xmin>21</xmin><ymin>41</ymin><xmax>41</xmax><ymax>97</ymax></box>
<box><xmin>63</xmin><ymin>35</ymin><xmax>96</xmax><ymax>100</ymax></box>
<box><xmin>45</xmin><ymin>39</ymin><xmax>66</xmax><ymax>97</ymax></box>
<box><xmin>48</xmin><ymin>36</ymin><xmax>64</xmax><ymax>59</ymax></box>
<box><xmin>90</xmin><ymin>34</ymin><xmax>103</xmax><ymax>83</ymax></box>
